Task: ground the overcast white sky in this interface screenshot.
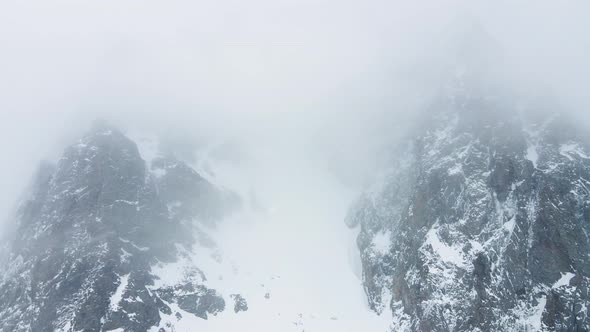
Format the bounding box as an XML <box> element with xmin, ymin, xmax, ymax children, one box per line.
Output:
<box><xmin>0</xmin><ymin>0</ymin><xmax>589</xmax><ymax>222</ymax></box>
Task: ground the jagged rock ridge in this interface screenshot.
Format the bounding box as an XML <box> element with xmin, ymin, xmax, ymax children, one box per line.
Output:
<box><xmin>0</xmin><ymin>123</ymin><xmax>242</xmax><ymax>332</ymax></box>
<box><xmin>347</xmin><ymin>76</ymin><xmax>590</xmax><ymax>331</ymax></box>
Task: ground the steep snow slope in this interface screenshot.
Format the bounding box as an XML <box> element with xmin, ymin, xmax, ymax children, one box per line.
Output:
<box><xmin>141</xmin><ymin>136</ymin><xmax>391</xmax><ymax>331</ymax></box>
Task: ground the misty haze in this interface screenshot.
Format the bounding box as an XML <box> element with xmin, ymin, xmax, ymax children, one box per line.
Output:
<box><xmin>1</xmin><ymin>1</ymin><xmax>590</xmax><ymax>331</ymax></box>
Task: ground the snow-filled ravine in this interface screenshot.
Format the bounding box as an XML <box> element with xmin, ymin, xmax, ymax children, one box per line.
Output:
<box><xmin>132</xmin><ymin>134</ymin><xmax>391</xmax><ymax>332</ymax></box>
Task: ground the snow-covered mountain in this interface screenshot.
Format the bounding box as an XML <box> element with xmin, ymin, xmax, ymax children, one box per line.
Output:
<box><xmin>0</xmin><ymin>121</ymin><xmax>386</xmax><ymax>332</ymax></box>
<box><xmin>347</xmin><ymin>71</ymin><xmax>590</xmax><ymax>331</ymax></box>
<box><xmin>0</xmin><ymin>122</ymin><xmax>240</xmax><ymax>331</ymax></box>
<box><xmin>1</xmin><ymin>49</ymin><xmax>590</xmax><ymax>332</ymax></box>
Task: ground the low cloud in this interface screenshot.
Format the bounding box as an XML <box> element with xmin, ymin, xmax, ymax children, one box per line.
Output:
<box><xmin>0</xmin><ymin>0</ymin><xmax>589</xmax><ymax>226</ymax></box>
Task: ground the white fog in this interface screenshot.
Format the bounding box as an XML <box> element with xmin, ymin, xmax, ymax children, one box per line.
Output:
<box><xmin>1</xmin><ymin>1</ymin><xmax>589</xmax><ymax>331</ymax></box>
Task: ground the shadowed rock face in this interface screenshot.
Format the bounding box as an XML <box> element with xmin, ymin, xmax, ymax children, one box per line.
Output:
<box><xmin>0</xmin><ymin>124</ymin><xmax>238</xmax><ymax>332</ymax></box>
<box><xmin>348</xmin><ymin>75</ymin><xmax>590</xmax><ymax>331</ymax></box>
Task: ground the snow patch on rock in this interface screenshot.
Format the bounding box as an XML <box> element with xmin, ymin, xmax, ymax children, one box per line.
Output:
<box><xmin>110</xmin><ymin>274</ymin><xmax>130</xmax><ymax>312</ymax></box>
<box><xmin>553</xmin><ymin>272</ymin><xmax>575</xmax><ymax>289</ymax></box>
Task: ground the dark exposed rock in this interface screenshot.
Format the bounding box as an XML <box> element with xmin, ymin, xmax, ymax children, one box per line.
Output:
<box><xmin>231</xmin><ymin>294</ymin><xmax>249</xmax><ymax>313</ymax></box>
<box><xmin>156</xmin><ymin>283</ymin><xmax>225</xmax><ymax>320</ymax></box>
<box><xmin>0</xmin><ymin>124</ymin><xmax>235</xmax><ymax>331</ymax></box>
<box><xmin>348</xmin><ymin>80</ymin><xmax>590</xmax><ymax>331</ymax></box>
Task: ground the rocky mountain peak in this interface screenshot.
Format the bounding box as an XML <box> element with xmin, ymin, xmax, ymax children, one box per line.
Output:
<box><xmin>0</xmin><ymin>124</ymin><xmax>241</xmax><ymax>332</ymax></box>
<box><xmin>348</xmin><ymin>81</ymin><xmax>590</xmax><ymax>330</ymax></box>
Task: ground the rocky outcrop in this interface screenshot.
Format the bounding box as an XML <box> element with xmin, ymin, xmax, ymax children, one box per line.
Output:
<box><xmin>230</xmin><ymin>294</ymin><xmax>248</xmax><ymax>313</ymax></box>
<box><xmin>348</xmin><ymin>79</ymin><xmax>590</xmax><ymax>331</ymax></box>
<box><xmin>0</xmin><ymin>123</ymin><xmax>239</xmax><ymax>332</ymax></box>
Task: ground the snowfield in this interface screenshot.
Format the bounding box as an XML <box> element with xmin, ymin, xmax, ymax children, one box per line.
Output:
<box><xmin>136</xmin><ymin>136</ymin><xmax>392</xmax><ymax>332</ymax></box>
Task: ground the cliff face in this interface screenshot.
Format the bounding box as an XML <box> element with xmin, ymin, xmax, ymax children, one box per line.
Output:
<box><xmin>347</xmin><ymin>81</ymin><xmax>590</xmax><ymax>331</ymax></box>
<box><xmin>0</xmin><ymin>124</ymin><xmax>239</xmax><ymax>332</ymax></box>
